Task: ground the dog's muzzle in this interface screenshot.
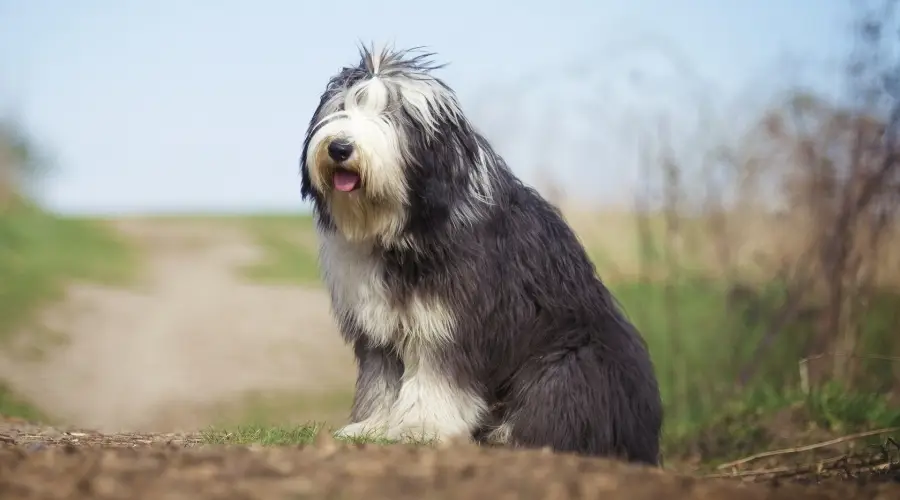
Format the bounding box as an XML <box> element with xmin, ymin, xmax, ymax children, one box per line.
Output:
<box><xmin>324</xmin><ymin>139</ymin><xmax>361</xmax><ymax>193</ymax></box>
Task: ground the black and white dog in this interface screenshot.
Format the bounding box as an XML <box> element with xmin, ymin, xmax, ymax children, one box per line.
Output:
<box><xmin>300</xmin><ymin>45</ymin><xmax>663</xmax><ymax>465</ymax></box>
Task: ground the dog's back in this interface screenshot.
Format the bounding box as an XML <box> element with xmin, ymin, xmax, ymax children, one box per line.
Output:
<box><xmin>468</xmin><ymin>175</ymin><xmax>663</xmax><ymax>465</ymax></box>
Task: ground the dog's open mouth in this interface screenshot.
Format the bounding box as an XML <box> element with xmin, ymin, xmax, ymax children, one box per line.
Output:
<box><xmin>333</xmin><ymin>168</ymin><xmax>361</xmax><ymax>193</ymax></box>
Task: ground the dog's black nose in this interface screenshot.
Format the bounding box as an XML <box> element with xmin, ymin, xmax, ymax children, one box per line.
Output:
<box><xmin>327</xmin><ymin>140</ymin><xmax>354</xmax><ymax>162</ymax></box>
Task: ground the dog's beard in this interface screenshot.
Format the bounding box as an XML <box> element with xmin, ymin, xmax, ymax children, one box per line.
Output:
<box><xmin>327</xmin><ymin>194</ymin><xmax>405</xmax><ymax>244</ymax></box>
<box><xmin>309</xmin><ymin>141</ymin><xmax>407</xmax><ymax>244</ymax></box>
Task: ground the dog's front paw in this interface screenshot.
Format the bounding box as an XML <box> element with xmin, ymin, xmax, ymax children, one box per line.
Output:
<box><xmin>385</xmin><ymin>421</ymin><xmax>438</xmax><ymax>442</ymax></box>
<box><xmin>333</xmin><ymin>420</ymin><xmax>388</xmax><ymax>441</ymax></box>
<box><xmin>385</xmin><ymin>420</ymin><xmax>471</xmax><ymax>444</ymax></box>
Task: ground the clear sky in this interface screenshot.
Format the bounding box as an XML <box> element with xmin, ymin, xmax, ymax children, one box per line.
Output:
<box><xmin>0</xmin><ymin>0</ymin><xmax>856</xmax><ymax>215</ymax></box>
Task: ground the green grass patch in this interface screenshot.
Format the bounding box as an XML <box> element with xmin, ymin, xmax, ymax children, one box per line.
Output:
<box><xmin>0</xmin><ymin>205</ymin><xmax>137</xmax><ymax>341</ymax></box>
<box><xmin>610</xmin><ymin>277</ymin><xmax>900</xmax><ymax>443</ymax></box>
<box><xmin>202</xmin><ymin>423</ymin><xmax>325</xmax><ymax>446</ymax></box>
<box><xmin>612</xmin><ymin>278</ymin><xmax>745</xmax><ymax>437</ymax></box>
<box><xmin>0</xmin><ymin>382</ymin><xmax>47</xmax><ymax>422</ymax></box>
<box><xmin>202</xmin><ymin>423</ymin><xmax>435</xmax><ymax>447</ymax></box>
<box><xmin>663</xmin><ymin>382</ymin><xmax>900</xmax><ymax>465</ymax></box>
<box><xmin>237</xmin><ymin>214</ymin><xmax>321</xmax><ymax>286</ymax></box>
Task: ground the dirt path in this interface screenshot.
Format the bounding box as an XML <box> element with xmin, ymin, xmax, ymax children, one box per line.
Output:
<box><xmin>0</xmin><ymin>218</ymin><xmax>355</xmax><ymax>432</ymax></box>
<box><xmin>0</xmin><ymin>425</ymin><xmax>896</xmax><ymax>500</ymax></box>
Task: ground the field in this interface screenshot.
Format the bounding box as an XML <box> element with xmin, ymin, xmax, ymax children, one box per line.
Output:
<box><xmin>0</xmin><ymin>208</ymin><xmax>898</xmax><ymax>499</ymax></box>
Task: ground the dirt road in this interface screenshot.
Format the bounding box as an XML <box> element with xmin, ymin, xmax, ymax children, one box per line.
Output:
<box><xmin>0</xmin><ymin>218</ymin><xmax>355</xmax><ymax>431</ymax></box>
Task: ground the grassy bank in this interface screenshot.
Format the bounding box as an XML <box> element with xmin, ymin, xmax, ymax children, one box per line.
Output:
<box><xmin>0</xmin><ymin>204</ymin><xmax>137</xmax><ymax>419</ymax></box>
<box><xmin>616</xmin><ymin>279</ymin><xmax>900</xmax><ymax>462</ymax></box>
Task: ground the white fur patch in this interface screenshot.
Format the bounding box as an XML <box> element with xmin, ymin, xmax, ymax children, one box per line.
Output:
<box><xmin>318</xmin><ymin>228</ymin><xmax>454</xmax><ymax>349</ymax></box>
<box><xmin>451</xmin><ymin>148</ymin><xmax>498</xmax><ymax>228</ymax></box>
<box><xmin>386</xmin><ymin>348</ymin><xmax>487</xmax><ymax>441</ymax></box>
<box><xmin>388</xmin><ymin>77</ymin><xmax>456</xmax><ymax>136</ymax></box>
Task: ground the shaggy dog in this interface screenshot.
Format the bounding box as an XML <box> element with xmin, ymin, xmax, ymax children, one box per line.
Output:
<box><xmin>299</xmin><ymin>45</ymin><xmax>663</xmax><ymax>465</ymax></box>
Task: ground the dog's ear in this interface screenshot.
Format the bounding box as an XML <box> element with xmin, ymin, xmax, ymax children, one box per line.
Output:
<box><xmin>299</xmin><ymin>142</ymin><xmax>314</xmax><ymax>201</ymax></box>
<box><xmin>404</xmin><ymin>123</ymin><xmax>479</xmax><ymax>234</ymax></box>
<box><xmin>299</xmin><ymin>171</ymin><xmax>313</xmax><ymax>201</ymax></box>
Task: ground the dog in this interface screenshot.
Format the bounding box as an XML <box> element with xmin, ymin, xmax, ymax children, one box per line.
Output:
<box><xmin>299</xmin><ymin>45</ymin><xmax>663</xmax><ymax>465</ymax></box>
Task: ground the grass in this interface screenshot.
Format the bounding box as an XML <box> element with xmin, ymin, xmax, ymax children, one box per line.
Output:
<box><xmin>663</xmin><ymin>382</ymin><xmax>900</xmax><ymax>466</ymax></box>
<box><xmin>203</xmin><ymin>423</ymin><xmax>325</xmax><ymax>446</ymax></box>
<box><xmin>0</xmin><ymin>203</ymin><xmax>138</xmax><ymax>420</ymax></box>
<box><xmin>0</xmin><ymin>382</ymin><xmax>47</xmax><ymax>422</ymax></box>
<box><xmin>0</xmin><ymin>205</ymin><xmax>137</xmax><ymax>340</ymax></box>
<box><xmin>202</xmin><ymin>423</ymin><xmax>431</xmax><ymax>447</ymax></box>
<box><xmin>618</xmin><ymin>277</ymin><xmax>900</xmax><ymax>441</ymax></box>
<box><xmin>237</xmin><ymin>214</ymin><xmax>321</xmax><ymax>286</ymax></box>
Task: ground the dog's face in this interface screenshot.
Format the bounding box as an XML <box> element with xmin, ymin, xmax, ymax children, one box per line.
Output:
<box><xmin>300</xmin><ymin>47</ymin><xmax>485</xmax><ymax>245</ymax></box>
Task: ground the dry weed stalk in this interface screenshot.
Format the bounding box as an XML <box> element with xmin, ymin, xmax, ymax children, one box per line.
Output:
<box><xmin>708</xmin><ymin>430</ymin><xmax>900</xmax><ymax>485</ymax></box>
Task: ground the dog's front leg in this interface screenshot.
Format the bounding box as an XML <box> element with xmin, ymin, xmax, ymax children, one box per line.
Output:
<box><xmin>385</xmin><ymin>351</ymin><xmax>486</xmax><ymax>442</ymax></box>
<box><xmin>334</xmin><ymin>339</ymin><xmax>403</xmax><ymax>439</ymax></box>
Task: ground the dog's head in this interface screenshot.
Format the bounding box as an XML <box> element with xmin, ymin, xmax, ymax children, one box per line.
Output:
<box><xmin>300</xmin><ymin>45</ymin><xmax>497</xmax><ymax>246</ymax></box>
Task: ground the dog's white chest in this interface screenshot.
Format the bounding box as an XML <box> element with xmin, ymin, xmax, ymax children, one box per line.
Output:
<box><xmin>318</xmin><ymin>232</ymin><xmax>455</xmax><ymax>348</ymax></box>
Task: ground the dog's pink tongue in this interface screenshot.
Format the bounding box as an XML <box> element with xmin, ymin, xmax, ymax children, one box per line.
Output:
<box><xmin>333</xmin><ymin>170</ymin><xmax>360</xmax><ymax>192</ymax></box>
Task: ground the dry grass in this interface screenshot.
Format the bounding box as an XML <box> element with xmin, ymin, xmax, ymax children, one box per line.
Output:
<box><xmin>566</xmin><ymin>208</ymin><xmax>900</xmax><ymax>288</ymax></box>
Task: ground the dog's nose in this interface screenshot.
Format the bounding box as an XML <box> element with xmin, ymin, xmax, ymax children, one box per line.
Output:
<box><xmin>327</xmin><ymin>140</ymin><xmax>354</xmax><ymax>162</ymax></box>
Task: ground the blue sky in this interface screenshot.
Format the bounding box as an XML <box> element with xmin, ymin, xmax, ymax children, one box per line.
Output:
<box><xmin>0</xmin><ymin>0</ymin><xmax>855</xmax><ymax>215</ymax></box>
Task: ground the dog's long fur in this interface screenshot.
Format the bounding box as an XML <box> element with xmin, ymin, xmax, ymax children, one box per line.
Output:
<box><xmin>300</xmin><ymin>45</ymin><xmax>663</xmax><ymax>465</ymax></box>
